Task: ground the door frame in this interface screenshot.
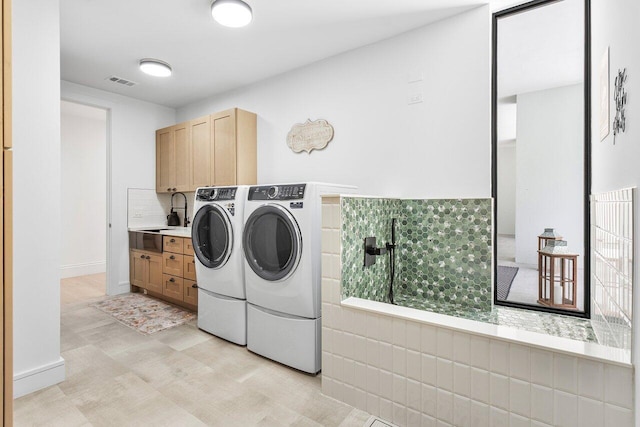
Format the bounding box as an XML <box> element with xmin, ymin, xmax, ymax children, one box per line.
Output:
<box><xmin>2</xmin><ymin>0</ymin><xmax>12</xmax><ymax>422</ymax></box>
<box><xmin>60</xmin><ymin>97</ymin><xmax>113</xmax><ymax>294</ymax></box>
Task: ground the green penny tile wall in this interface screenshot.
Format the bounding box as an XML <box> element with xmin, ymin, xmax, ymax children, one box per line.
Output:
<box><xmin>397</xmin><ymin>199</ymin><xmax>493</xmax><ymax>311</ymax></box>
<box><xmin>341</xmin><ymin>197</ymin><xmax>493</xmax><ymax>311</ymax></box>
<box><xmin>341</xmin><ymin>197</ymin><xmax>400</xmax><ymax>302</ymax></box>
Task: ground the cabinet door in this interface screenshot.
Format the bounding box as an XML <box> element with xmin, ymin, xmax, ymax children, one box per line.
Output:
<box><xmin>235</xmin><ymin>109</ymin><xmax>257</xmax><ymax>185</ymax></box>
<box><xmin>211</xmin><ymin>110</ymin><xmax>237</xmax><ymax>186</ymax></box>
<box><xmin>156</xmin><ymin>126</ymin><xmax>175</xmax><ymax>193</ymax></box>
<box><xmin>130</xmin><ymin>251</ymin><xmax>147</xmax><ymax>287</ymax></box>
<box><xmin>163</xmin><ymin>252</ymin><xmax>184</xmax><ymax>277</ymax></box>
<box><xmin>174</xmin><ymin>123</ymin><xmax>191</xmax><ymax>191</ymax></box>
<box><xmin>183</xmin><ymin>255</ymin><xmax>196</xmax><ymax>280</ymax></box>
<box><xmin>184</xmin><ymin>279</ymin><xmax>198</xmax><ymax>306</ymax></box>
<box><xmin>190</xmin><ymin>116</ymin><xmax>211</xmax><ymax>189</ymax></box>
<box><xmin>163</xmin><ymin>274</ymin><xmax>184</xmax><ymax>301</ymax></box>
<box><xmin>146</xmin><ymin>253</ymin><xmax>164</xmax><ymax>294</ymax></box>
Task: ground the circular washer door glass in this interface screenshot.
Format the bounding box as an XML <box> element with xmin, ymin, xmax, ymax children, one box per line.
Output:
<box><xmin>192</xmin><ymin>204</ymin><xmax>232</xmax><ymax>269</ymax></box>
<box><xmin>243</xmin><ymin>205</ymin><xmax>302</xmax><ymax>281</ymax></box>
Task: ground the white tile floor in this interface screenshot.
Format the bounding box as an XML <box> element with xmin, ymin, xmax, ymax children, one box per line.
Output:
<box><xmin>14</xmin><ymin>274</ymin><xmax>370</xmax><ymax>426</ymax></box>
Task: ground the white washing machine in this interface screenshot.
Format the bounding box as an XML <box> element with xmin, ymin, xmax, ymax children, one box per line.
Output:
<box><xmin>192</xmin><ymin>186</ymin><xmax>248</xmax><ymax>345</ymax></box>
<box><xmin>242</xmin><ymin>182</ymin><xmax>356</xmax><ymax>373</ymax></box>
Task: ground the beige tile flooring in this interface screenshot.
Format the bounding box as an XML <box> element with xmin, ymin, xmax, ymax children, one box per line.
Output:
<box><xmin>14</xmin><ymin>274</ymin><xmax>369</xmax><ymax>426</ymax></box>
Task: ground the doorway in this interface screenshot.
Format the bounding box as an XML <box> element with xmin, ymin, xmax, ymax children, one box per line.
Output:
<box><xmin>60</xmin><ymin>101</ymin><xmax>108</xmax><ymax>301</ymax></box>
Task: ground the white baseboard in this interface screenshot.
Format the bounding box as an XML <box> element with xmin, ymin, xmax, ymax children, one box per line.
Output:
<box><xmin>14</xmin><ymin>357</ymin><xmax>65</xmax><ymax>398</ymax></box>
<box><xmin>60</xmin><ymin>261</ymin><xmax>106</xmax><ymax>279</ymax></box>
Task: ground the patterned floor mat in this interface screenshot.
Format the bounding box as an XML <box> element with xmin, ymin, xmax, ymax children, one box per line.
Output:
<box><xmin>91</xmin><ymin>293</ymin><xmax>196</xmax><ymax>335</ymax></box>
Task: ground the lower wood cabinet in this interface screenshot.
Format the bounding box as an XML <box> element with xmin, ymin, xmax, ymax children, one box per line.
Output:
<box><xmin>163</xmin><ymin>251</ymin><xmax>184</xmax><ymax>277</ymax></box>
<box><xmin>184</xmin><ymin>279</ymin><xmax>198</xmax><ymax>306</ymax></box>
<box><xmin>163</xmin><ymin>274</ymin><xmax>184</xmax><ymax>301</ymax></box>
<box><xmin>130</xmin><ymin>235</ymin><xmax>197</xmax><ymax>311</ymax></box>
<box><xmin>184</xmin><ymin>255</ymin><xmax>196</xmax><ymax>280</ymax></box>
<box><xmin>161</xmin><ymin>236</ymin><xmax>198</xmax><ymax>309</ymax></box>
<box><xmin>129</xmin><ymin>250</ymin><xmax>163</xmax><ymax>294</ymax></box>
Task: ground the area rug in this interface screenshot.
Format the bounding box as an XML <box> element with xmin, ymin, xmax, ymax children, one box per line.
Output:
<box><xmin>91</xmin><ymin>293</ymin><xmax>196</xmax><ymax>335</ymax></box>
<box><xmin>496</xmin><ymin>265</ymin><xmax>519</xmax><ymax>301</ymax></box>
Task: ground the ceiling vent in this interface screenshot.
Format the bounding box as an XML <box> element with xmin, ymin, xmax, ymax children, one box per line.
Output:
<box><xmin>106</xmin><ymin>75</ymin><xmax>138</xmax><ymax>87</ymax></box>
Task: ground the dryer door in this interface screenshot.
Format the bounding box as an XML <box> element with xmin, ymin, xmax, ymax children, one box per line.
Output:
<box><xmin>192</xmin><ymin>204</ymin><xmax>233</xmax><ymax>269</ymax></box>
<box><xmin>243</xmin><ymin>204</ymin><xmax>302</xmax><ymax>282</ymax></box>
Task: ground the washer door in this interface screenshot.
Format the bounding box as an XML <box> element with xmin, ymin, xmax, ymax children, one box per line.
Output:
<box><xmin>192</xmin><ymin>204</ymin><xmax>233</xmax><ymax>269</ymax></box>
<box><xmin>243</xmin><ymin>204</ymin><xmax>302</xmax><ymax>282</ymax></box>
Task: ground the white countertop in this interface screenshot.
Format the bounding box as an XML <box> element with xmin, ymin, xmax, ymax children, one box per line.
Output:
<box><xmin>342</xmin><ymin>297</ymin><xmax>632</xmax><ymax>366</ymax></box>
<box><xmin>128</xmin><ymin>226</ymin><xmax>192</xmax><ymax>238</ymax></box>
<box><xmin>160</xmin><ymin>228</ymin><xmax>192</xmax><ymax>238</ymax></box>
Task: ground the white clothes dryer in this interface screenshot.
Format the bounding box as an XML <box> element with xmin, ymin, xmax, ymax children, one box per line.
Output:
<box><xmin>192</xmin><ymin>186</ymin><xmax>248</xmax><ymax>345</ymax></box>
<box><xmin>242</xmin><ymin>183</ymin><xmax>356</xmax><ymax>373</ymax></box>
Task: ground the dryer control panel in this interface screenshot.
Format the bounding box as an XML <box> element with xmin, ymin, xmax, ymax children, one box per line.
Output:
<box><xmin>196</xmin><ymin>187</ymin><xmax>238</xmax><ymax>201</ymax></box>
<box><xmin>248</xmin><ymin>184</ymin><xmax>306</xmax><ymax>201</ymax></box>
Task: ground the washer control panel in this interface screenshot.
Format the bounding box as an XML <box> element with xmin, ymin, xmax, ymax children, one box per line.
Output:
<box><xmin>196</xmin><ymin>187</ymin><xmax>237</xmax><ymax>201</ymax></box>
<box><xmin>248</xmin><ymin>184</ymin><xmax>306</xmax><ymax>201</ymax></box>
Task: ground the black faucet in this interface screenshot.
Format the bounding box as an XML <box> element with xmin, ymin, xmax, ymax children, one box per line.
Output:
<box><xmin>171</xmin><ymin>192</ymin><xmax>190</xmax><ymax>227</ymax></box>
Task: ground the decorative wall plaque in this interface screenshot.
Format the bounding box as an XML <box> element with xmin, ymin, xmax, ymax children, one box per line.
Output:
<box><xmin>613</xmin><ymin>68</ymin><xmax>627</xmax><ymax>144</ymax></box>
<box><xmin>286</xmin><ymin>119</ymin><xmax>334</xmax><ymax>153</ymax></box>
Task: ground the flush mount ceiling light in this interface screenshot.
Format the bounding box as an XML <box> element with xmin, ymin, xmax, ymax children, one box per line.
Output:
<box><xmin>139</xmin><ymin>58</ymin><xmax>172</xmax><ymax>77</ymax></box>
<box><xmin>211</xmin><ymin>0</ymin><xmax>253</xmax><ymax>28</ymax></box>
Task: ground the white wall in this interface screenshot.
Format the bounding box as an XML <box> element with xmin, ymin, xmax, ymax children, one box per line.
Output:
<box><xmin>60</xmin><ymin>101</ymin><xmax>107</xmax><ymax>278</ymax></box>
<box><xmin>514</xmin><ymin>84</ymin><xmax>584</xmax><ymax>266</ymax></box>
<box><xmin>590</xmin><ymin>0</ymin><xmax>640</xmax><ymax>420</ymax></box>
<box><xmin>497</xmin><ymin>145</ymin><xmax>516</xmax><ymax>235</ymax></box>
<box><xmin>178</xmin><ymin>6</ymin><xmax>491</xmax><ymax>200</ymax></box>
<box><xmin>13</xmin><ymin>0</ymin><xmax>66</xmax><ymax>397</ymax></box>
<box><xmin>61</xmin><ymin>81</ymin><xmax>176</xmax><ymax>295</ymax></box>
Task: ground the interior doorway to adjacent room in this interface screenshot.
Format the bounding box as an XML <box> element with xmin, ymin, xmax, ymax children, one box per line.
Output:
<box><xmin>60</xmin><ymin>101</ymin><xmax>108</xmax><ymax>299</ymax></box>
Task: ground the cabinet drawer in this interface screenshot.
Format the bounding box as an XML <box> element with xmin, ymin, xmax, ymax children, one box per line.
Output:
<box><xmin>163</xmin><ymin>236</ymin><xmax>184</xmax><ymax>253</ymax></box>
<box><xmin>163</xmin><ymin>252</ymin><xmax>184</xmax><ymax>276</ymax></box>
<box><xmin>163</xmin><ymin>274</ymin><xmax>184</xmax><ymax>301</ymax></box>
<box><xmin>184</xmin><ymin>279</ymin><xmax>198</xmax><ymax>306</ymax></box>
<box><xmin>184</xmin><ymin>238</ymin><xmax>194</xmax><ymax>254</ymax></box>
<box><xmin>184</xmin><ymin>255</ymin><xmax>197</xmax><ymax>280</ymax></box>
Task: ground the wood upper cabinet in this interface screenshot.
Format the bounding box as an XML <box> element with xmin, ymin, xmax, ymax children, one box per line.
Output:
<box><xmin>156</xmin><ymin>122</ymin><xmax>191</xmax><ymax>193</ymax></box>
<box><xmin>211</xmin><ymin>108</ymin><xmax>257</xmax><ymax>186</ymax></box>
<box><xmin>190</xmin><ymin>115</ymin><xmax>211</xmax><ymax>189</ymax></box>
<box><xmin>156</xmin><ymin>108</ymin><xmax>256</xmax><ymax>192</ymax></box>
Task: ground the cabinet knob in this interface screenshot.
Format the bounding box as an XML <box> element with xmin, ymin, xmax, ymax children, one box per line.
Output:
<box><xmin>169</xmin><ymin>278</ymin><xmax>175</xmax><ymax>283</ymax></box>
<box><xmin>146</xmin><ymin>256</ymin><xmax>151</xmax><ymax>260</ymax></box>
<box><xmin>167</xmin><ymin>188</ymin><xmax>171</xmax><ymax>191</ymax></box>
<box><xmin>170</xmin><ymin>238</ymin><xmax>176</xmax><ymax>243</ymax></box>
<box><xmin>170</xmin><ymin>255</ymin><xmax>175</xmax><ymax>260</ymax></box>
<box><xmin>192</xmin><ymin>283</ymin><xmax>198</xmax><ymax>288</ymax></box>
<box><xmin>140</xmin><ymin>254</ymin><xmax>145</xmax><ymax>259</ymax></box>
<box><xmin>192</xmin><ymin>260</ymin><xmax>195</xmax><ymax>263</ymax></box>
<box><xmin>172</xmin><ymin>188</ymin><xmax>177</xmax><ymax>191</ymax></box>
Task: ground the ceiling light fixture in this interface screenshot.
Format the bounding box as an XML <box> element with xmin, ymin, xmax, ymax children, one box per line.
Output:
<box><xmin>139</xmin><ymin>58</ymin><xmax>172</xmax><ymax>77</ymax></box>
<box><xmin>211</xmin><ymin>0</ymin><xmax>253</xmax><ymax>28</ymax></box>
